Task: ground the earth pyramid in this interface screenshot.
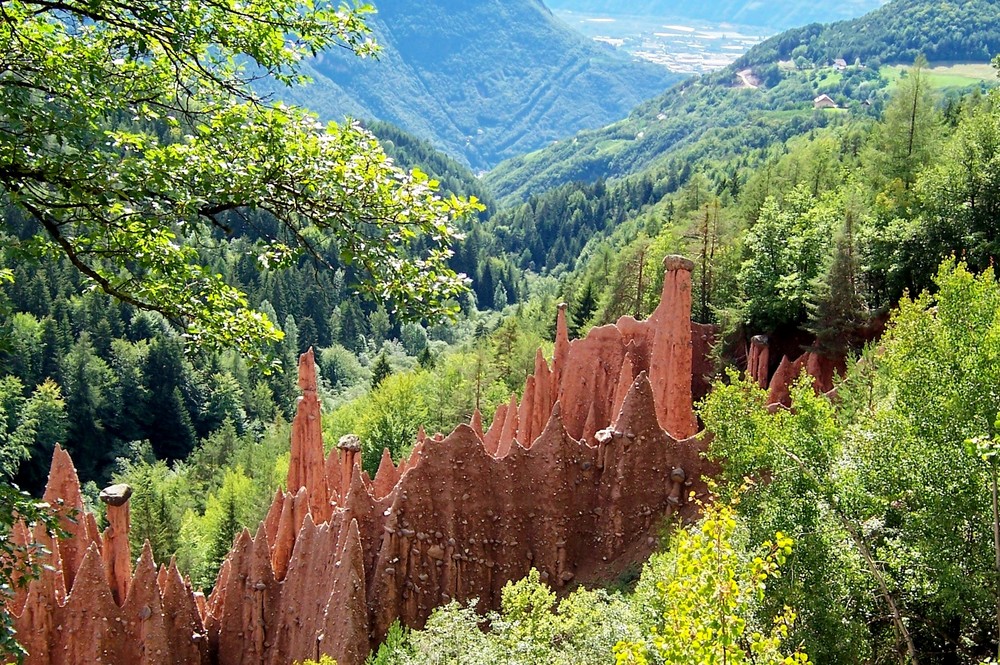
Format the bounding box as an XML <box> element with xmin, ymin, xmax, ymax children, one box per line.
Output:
<box><xmin>9</xmin><ymin>256</ymin><xmax>832</xmax><ymax>665</ymax></box>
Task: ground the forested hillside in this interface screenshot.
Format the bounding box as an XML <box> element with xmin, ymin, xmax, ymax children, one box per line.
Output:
<box><xmin>552</xmin><ymin>61</ymin><xmax>998</xmax><ymax>338</ymax></box>
<box><xmin>267</xmin><ymin>0</ymin><xmax>677</xmax><ymax>169</ymax></box>
<box><xmin>485</xmin><ymin>64</ymin><xmax>871</xmax><ymax>201</ymax></box>
<box><xmin>739</xmin><ymin>0</ymin><xmax>1000</xmax><ymax>67</ymax></box>
<box><xmin>544</xmin><ymin>0</ymin><xmax>888</xmax><ymax>30</ymax></box>
<box><xmin>487</xmin><ymin>0</ymin><xmax>1000</xmax><ymax>202</ymax></box>
<box><xmin>0</xmin><ymin>109</ymin><xmax>522</xmax><ymax>493</ymax></box>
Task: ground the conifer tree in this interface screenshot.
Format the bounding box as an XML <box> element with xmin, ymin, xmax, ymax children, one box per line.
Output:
<box><xmin>864</xmin><ymin>56</ymin><xmax>942</xmax><ymax>195</ymax></box>
<box><xmin>371</xmin><ymin>352</ymin><xmax>393</xmax><ymax>390</ymax></box>
<box><xmin>143</xmin><ymin>338</ymin><xmax>197</xmax><ymax>463</ymax></box>
<box><xmin>570</xmin><ymin>281</ymin><xmax>598</xmax><ymax>337</ymax></box>
<box><xmin>807</xmin><ymin>208</ymin><xmax>867</xmax><ymax>356</ymax></box>
<box><xmin>63</xmin><ymin>333</ymin><xmax>113</xmax><ymax>481</ymax></box>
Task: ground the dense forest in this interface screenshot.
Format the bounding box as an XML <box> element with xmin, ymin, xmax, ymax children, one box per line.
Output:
<box><xmin>739</xmin><ymin>0</ymin><xmax>1000</xmax><ymax>68</ymax></box>
<box><xmin>4</xmin><ymin>0</ymin><xmax>1000</xmax><ymax>662</ymax></box>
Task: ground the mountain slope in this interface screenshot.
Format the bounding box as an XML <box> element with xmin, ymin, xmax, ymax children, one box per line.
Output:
<box><xmin>268</xmin><ymin>0</ymin><xmax>677</xmax><ymax>170</ymax></box>
<box><xmin>544</xmin><ymin>0</ymin><xmax>888</xmax><ymax>30</ymax></box>
<box><xmin>485</xmin><ymin>0</ymin><xmax>999</xmax><ymax>201</ymax></box>
<box><xmin>739</xmin><ymin>0</ymin><xmax>1000</xmax><ymax>67</ymax></box>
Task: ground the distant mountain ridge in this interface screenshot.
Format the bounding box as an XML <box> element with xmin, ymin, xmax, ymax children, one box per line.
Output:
<box><xmin>542</xmin><ymin>0</ymin><xmax>889</xmax><ymax>30</ymax></box>
<box><xmin>267</xmin><ymin>0</ymin><xmax>677</xmax><ymax>170</ymax></box>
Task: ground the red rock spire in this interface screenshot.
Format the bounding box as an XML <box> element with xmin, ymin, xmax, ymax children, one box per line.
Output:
<box><xmin>648</xmin><ymin>256</ymin><xmax>697</xmax><ymax>439</ymax></box>
<box><xmin>42</xmin><ymin>444</ymin><xmax>95</xmax><ymax>590</ymax></box>
<box><xmin>470</xmin><ymin>408</ymin><xmax>485</xmax><ymax>441</ymax></box>
<box><xmin>99</xmin><ymin>483</ymin><xmax>133</xmax><ymax>605</ymax></box>
<box><xmin>747</xmin><ymin>335</ymin><xmax>770</xmax><ymax>388</ymax></box>
<box><xmin>288</xmin><ymin>348</ymin><xmax>330</xmax><ymax>521</ymax></box>
<box><xmin>496</xmin><ymin>393</ymin><xmax>520</xmax><ymax>457</ymax></box>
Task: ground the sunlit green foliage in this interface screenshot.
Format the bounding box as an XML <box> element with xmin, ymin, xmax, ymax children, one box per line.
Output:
<box><xmin>0</xmin><ymin>0</ymin><xmax>480</xmax><ymax>365</ymax></box>
<box><xmin>738</xmin><ymin>187</ymin><xmax>838</xmax><ymax>331</ymax></box>
<box><xmin>616</xmin><ymin>502</ymin><xmax>806</xmax><ymax>665</ymax></box>
<box><xmin>702</xmin><ymin>260</ymin><xmax>1000</xmax><ymax>663</ymax></box>
<box><xmin>294</xmin><ymin>656</ymin><xmax>337</xmax><ymax>665</ymax></box>
<box><xmin>378</xmin><ymin>571</ymin><xmax>637</xmax><ymax>665</ymax></box>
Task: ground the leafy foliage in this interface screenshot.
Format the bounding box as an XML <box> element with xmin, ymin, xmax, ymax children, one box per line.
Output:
<box><xmin>0</xmin><ymin>0</ymin><xmax>480</xmax><ymax>364</ymax></box>
<box><xmin>294</xmin><ymin>657</ymin><xmax>337</xmax><ymax>665</ymax></box>
<box><xmin>701</xmin><ymin>260</ymin><xmax>1000</xmax><ymax>663</ymax></box>
<box><xmin>738</xmin><ymin>187</ymin><xmax>837</xmax><ymax>331</ymax></box>
<box><xmin>615</xmin><ymin>502</ymin><xmax>806</xmax><ymax>665</ymax></box>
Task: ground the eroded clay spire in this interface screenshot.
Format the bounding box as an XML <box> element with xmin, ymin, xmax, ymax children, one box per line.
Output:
<box><xmin>99</xmin><ymin>482</ymin><xmax>133</xmax><ymax>606</ymax></box>
<box><xmin>530</xmin><ymin>349</ymin><xmax>552</xmax><ymax>441</ymax></box>
<box><xmin>288</xmin><ymin>348</ymin><xmax>330</xmax><ymax>521</ymax></box>
<box><xmin>516</xmin><ymin>375</ymin><xmax>536</xmax><ymax>447</ymax></box>
<box><xmin>748</xmin><ymin>335</ymin><xmax>769</xmax><ymax>388</ymax></box>
<box><xmin>43</xmin><ymin>444</ymin><xmax>93</xmax><ymax>590</ymax></box>
<box><xmin>483</xmin><ymin>401</ymin><xmax>507</xmax><ymax>455</ymax></box>
<box><xmin>470</xmin><ymin>408</ymin><xmax>485</xmax><ymax>441</ymax></box>
<box><xmin>496</xmin><ymin>393</ymin><xmax>520</xmax><ymax>457</ymax></box>
<box><xmin>612</xmin><ymin>353</ymin><xmax>636</xmax><ymax>419</ymax></box>
<box><xmin>372</xmin><ymin>448</ymin><xmax>400</xmax><ymax>499</ymax></box>
<box><xmin>648</xmin><ymin>256</ymin><xmax>697</xmax><ymax>439</ymax></box>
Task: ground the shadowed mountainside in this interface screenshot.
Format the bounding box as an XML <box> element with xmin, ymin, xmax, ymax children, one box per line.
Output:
<box><xmin>262</xmin><ymin>0</ymin><xmax>677</xmax><ymax>170</ymax></box>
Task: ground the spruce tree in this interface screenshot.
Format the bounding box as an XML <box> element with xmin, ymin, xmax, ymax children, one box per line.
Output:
<box><xmin>142</xmin><ymin>338</ymin><xmax>197</xmax><ymax>463</ymax></box>
<box><xmin>806</xmin><ymin>211</ymin><xmax>866</xmax><ymax>356</ymax></box>
<box><xmin>371</xmin><ymin>352</ymin><xmax>393</xmax><ymax>390</ymax></box>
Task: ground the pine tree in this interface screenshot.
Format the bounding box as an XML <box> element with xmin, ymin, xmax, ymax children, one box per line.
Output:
<box><xmin>371</xmin><ymin>352</ymin><xmax>393</xmax><ymax>390</ymax></box>
<box><xmin>127</xmin><ymin>464</ymin><xmax>178</xmax><ymax>564</ymax></box>
<box><xmin>368</xmin><ymin>305</ymin><xmax>391</xmax><ymax>349</ymax></box>
<box><xmin>143</xmin><ymin>337</ymin><xmax>197</xmax><ymax>463</ymax></box>
<box><xmin>493</xmin><ymin>282</ymin><xmax>508</xmax><ymax>310</ymax></box>
<box><xmin>338</xmin><ymin>300</ymin><xmax>368</xmax><ymax>352</ymax></box>
<box><xmin>417</xmin><ymin>347</ymin><xmax>435</xmax><ymax>370</ymax></box>
<box><xmin>63</xmin><ymin>333</ymin><xmax>113</xmax><ymax>482</ymax></box>
<box><xmin>210</xmin><ymin>488</ymin><xmax>240</xmax><ymax>571</ymax></box>
<box><xmin>571</xmin><ymin>280</ymin><xmax>598</xmax><ymax>337</ymax></box>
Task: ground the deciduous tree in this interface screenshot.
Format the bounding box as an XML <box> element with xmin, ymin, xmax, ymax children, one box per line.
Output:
<box><xmin>0</xmin><ymin>0</ymin><xmax>479</xmax><ymax>365</ymax></box>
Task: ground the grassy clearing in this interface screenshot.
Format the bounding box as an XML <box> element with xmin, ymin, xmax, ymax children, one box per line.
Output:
<box><xmin>884</xmin><ymin>62</ymin><xmax>998</xmax><ymax>89</ymax></box>
<box><xmin>812</xmin><ymin>68</ymin><xmax>845</xmax><ymax>86</ymax></box>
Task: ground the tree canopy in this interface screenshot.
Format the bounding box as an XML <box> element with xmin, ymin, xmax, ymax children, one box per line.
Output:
<box><xmin>0</xmin><ymin>0</ymin><xmax>480</xmax><ymax>364</ymax></box>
